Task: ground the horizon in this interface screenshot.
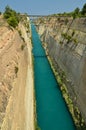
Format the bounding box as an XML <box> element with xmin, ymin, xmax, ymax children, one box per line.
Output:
<box><xmin>0</xmin><ymin>0</ymin><xmax>86</xmax><ymax>15</ymax></box>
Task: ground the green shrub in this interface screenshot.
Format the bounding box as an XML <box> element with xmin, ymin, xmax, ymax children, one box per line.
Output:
<box><xmin>59</xmin><ymin>41</ymin><xmax>63</xmax><ymax>45</ymax></box>
<box><xmin>18</xmin><ymin>30</ymin><xmax>22</xmax><ymax>36</ymax></box>
<box><xmin>21</xmin><ymin>37</ymin><xmax>25</xmax><ymax>42</ymax></box>
<box><xmin>67</xmin><ymin>35</ymin><xmax>72</xmax><ymax>43</ymax></box>
<box><xmin>62</xmin><ymin>33</ymin><xmax>67</xmax><ymax>39</ymax></box>
<box><xmin>35</xmin><ymin>123</ymin><xmax>40</xmax><ymax>130</ymax></box>
<box><xmin>21</xmin><ymin>44</ymin><xmax>25</xmax><ymax>50</ymax></box>
<box><xmin>73</xmin><ymin>38</ymin><xmax>78</xmax><ymax>44</ymax></box>
<box><xmin>81</xmin><ymin>3</ymin><xmax>86</xmax><ymax>15</ymax></box>
<box><xmin>72</xmin><ymin>30</ymin><xmax>75</xmax><ymax>36</ymax></box>
<box><xmin>15</xmin><ymin>66</ymin><xmax>18</xmax><ymax>74</ymax></box>
<box><xmin>58</xmin><ymin>17</ymin><xmax>60</xmax><ymax>21</ymax></box>
<box><xmin>4</xmin><ymin>5</ymin><xmax>19</xmax><ymax>28</ymax></box>
<box><xmin>7</xmin><ymin>16</ymin><xmax>18</xmax><ymax>28</ymax></box>
<box><xmin>62</xmin><ymin>33</ymin><xmax>72</xmax><ymax>44</ymax></box>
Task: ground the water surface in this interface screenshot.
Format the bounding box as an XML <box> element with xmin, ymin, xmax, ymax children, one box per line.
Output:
<box><xmin>31</xmin><ymin>24</ymin><xmax>76</xmax><ymax>130</ymax></box>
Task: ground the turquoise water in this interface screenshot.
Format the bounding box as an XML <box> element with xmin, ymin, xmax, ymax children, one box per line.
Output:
<box><xmin>31</xmin><ymin>24</ymin><xmax>76</xmax><ymax>130</ymax></box>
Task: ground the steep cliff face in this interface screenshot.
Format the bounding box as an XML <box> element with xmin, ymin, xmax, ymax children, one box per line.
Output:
<box><xmin>35</xmin><ymin>17</ymin><xmax>86</xmax><ymax>126</ymax></box>
<box><xmin>0</xmin><ymin>16</ymin><xmax>34</xmax><ymax>130</ymax></box>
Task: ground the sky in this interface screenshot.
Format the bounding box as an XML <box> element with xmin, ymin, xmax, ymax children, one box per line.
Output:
<box><xmin>0</xmin><ymin>0</ymin><xmax>86</xmax><ymax>15</ymax></box>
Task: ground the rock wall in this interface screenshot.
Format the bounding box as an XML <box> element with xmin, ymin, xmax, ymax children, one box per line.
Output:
<box><xmin>35</xmin><ymin>17</ymin><xmax>86</xmax><ymax>124</ymax></box>
<box><xmin>0</xmin><ymin>16</ymin><xmax>34</xmax><ymax>130</ymax></box>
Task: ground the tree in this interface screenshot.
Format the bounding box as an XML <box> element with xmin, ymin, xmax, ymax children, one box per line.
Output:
<box><xmin>7</xmin><ymin>16</ymin><xmax>18</xmax><ymax>28</ymax></box>
<box><xmin>4</xmin><ymin>5</ymin><xmax>13</xmax><ymax>19</ymax></box>
<box><xmin>81</xmin><ymin>3</ymin><xmax>86</xmax><ymax>15</ymax></box>
<box><xmin>4</xmin><ymin>5</ymin><xmax>19</xmax><ymax>28</ymax></box>
<box><xmin>74</xmin><ymin>7</ymin><xmax>80</xmax><ymax>15</ymax></box>
<box><xmin>72</xmin><ymin>7</ymin><xmax>80</xmax><ymax>19</ymax></box>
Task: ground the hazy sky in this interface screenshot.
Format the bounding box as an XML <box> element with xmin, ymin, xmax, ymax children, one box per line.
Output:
<box><xmin>0</xmin><ymin>0</ymin><xmax>86</xmax><ymax>15</ymax></box>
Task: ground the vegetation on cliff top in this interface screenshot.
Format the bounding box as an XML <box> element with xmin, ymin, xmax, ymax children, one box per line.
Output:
<box><xmin>3</xmin><ymin>6</ymin><xmax>20</xmax><ymax>28</ymax></box>
<box><xmin>52</xmin><ymin>3</ymin><xmax>86</xmax><ymax>18</ymax></box>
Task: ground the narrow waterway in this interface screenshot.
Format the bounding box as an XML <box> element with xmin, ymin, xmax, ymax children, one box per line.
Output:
<box><xmin>31</xmin><ymin>24</ymin><xmax>76</xmax><ymax>130</ymax></box>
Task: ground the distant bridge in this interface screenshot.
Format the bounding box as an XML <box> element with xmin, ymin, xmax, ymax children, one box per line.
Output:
<box><xmin>28</xmin><ymin>15</ymin><xmax>48</xmax><ymax>17</ymax></box>
<box><xmin>27</xmin><ymin>15</ymin><xmax>70</xmax><ymax>18</ymax></box>
<box><xmin>21</xmin><ymin>14</ymin><xmax>71</xmax><ymax>18</ymax></box>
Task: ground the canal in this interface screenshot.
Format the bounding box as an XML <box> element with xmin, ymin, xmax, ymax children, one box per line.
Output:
<box><xmin>31</xmin><ymin>24</ymin><xmax>76</xmax><ymax>130</ymax></box>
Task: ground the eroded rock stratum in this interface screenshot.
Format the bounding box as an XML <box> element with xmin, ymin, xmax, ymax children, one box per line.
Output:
<box><xmin>35</xmin><ymin>17</ymin><xmax>86</xmax><ymax>128</ymax></box>
<box><xmin>0</xmin><ymin>15</ymin><xmax>34</xmax><ymax>130</ymax></box>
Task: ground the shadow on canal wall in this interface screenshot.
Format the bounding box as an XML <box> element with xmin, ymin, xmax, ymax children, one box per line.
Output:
<box><xmin>34</xmin><ymin>17</ymin><xmax>86</xmax><ymax>129</ymax></box>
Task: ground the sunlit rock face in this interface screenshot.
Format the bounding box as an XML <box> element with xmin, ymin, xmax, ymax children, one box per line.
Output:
<box><xmin>0</xmin><ymin>16</ymin><xmax>34</xmax><ymax>130</ymax></box>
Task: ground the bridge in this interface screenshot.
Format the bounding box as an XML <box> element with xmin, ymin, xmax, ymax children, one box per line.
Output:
<box><xmin>28</xmin><ymin>15</ymin><xmax>48</xmax><ymax>17</ymax></box>
<box><xmin>21</xmin><ymin>14</ymin><xmax>71</xmax><ymax>19</ymax></box>
<box><xmin>29</xmin><ymin>15</ymin><xmax>71</xmax><ymax>17</ymax></box>
<box><xmin>27</xmin><ymin>15</ymin><xmax>70</xmax><ymax>20</ymax></box>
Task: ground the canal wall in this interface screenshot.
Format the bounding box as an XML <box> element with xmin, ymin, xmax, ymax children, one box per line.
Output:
<box><xmin>0</xmin><ymin>16</ymin><xmax>34</xmax><ymax>130</ymax></box>
<box><xmin>35</xmin><ymin>17</ymin><xmax>86</xmax><ymax>129</ymax></box>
